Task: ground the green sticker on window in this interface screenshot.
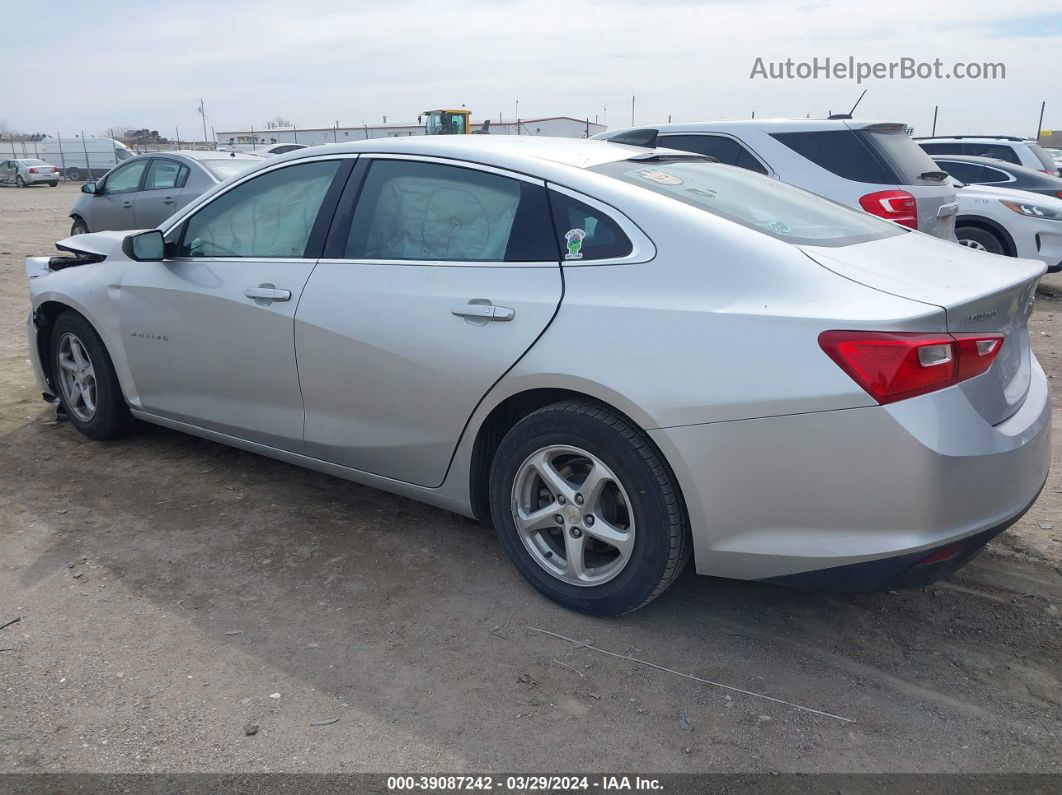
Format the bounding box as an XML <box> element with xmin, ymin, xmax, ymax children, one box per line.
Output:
<box><xmin>564</xmin><ymin>228</ymin><xmax>587</xmax><ymax>260</ymax></box>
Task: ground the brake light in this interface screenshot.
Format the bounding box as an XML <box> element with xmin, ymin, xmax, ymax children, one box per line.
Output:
<box><xmin>859</xmin><ymin>190</ymin><xmax>918</xmax><ymax>229</ymax></box>
<box><xmin>28</xmin><ymin>167</ymin><xmax>38</xmax><ymax>174</ymax></box>
<box><xmin>819</xmin><ymin>331</ymin><xmax>1004</xmax><ymax>404</ymax></box>
<box><xmin>52</xmin><ymin>167</ymin><xmax>60</xmax><ymax>173</ymax></box>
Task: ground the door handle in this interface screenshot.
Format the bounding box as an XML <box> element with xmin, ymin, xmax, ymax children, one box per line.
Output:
<box><xmin>122</xmin><ymin>201</ymin><xmax>133</xmax><ymax>209</ymax></box>
<box><xmin>245</xmin><ymin>286</ymin><xmax>291</xmax><ymax>302</ymax></box>
<box><xmin>451</xmin><ymin>303</ymin><xmax>515</xmax><ymax>322</ymax></box>
<box><xmin>162</xmin><ymin>197</ymin><xmax>175</xmax><ymax>205</ymax></box>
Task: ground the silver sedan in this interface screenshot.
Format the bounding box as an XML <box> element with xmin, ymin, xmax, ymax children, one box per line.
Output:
<box><xmin>68</xmin><ymin>150</ymin><xmax>263</xmax><ymax>235</ymax></box>
<box><xmin>0</xmin><ymin>158</ymin><xmax>60</xmax><ymax>187</ymax></box>
<box><xmin>24</xmin><ymin>136</ymin><xmax>1050</xmax><ymax>615</ymax></box>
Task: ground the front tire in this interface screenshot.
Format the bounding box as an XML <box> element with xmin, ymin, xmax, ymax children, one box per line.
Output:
<box><xmin>957</xmin><ymin>225</ymin><xmax>1006</xmax><ymax>255</ymax></box>
<box><xmin>50</xmin><ymin>311</ymin><xmax>134</xmax><ymax>440</ymax></box>
<box><xmin>70</xmin><ymin>217</ymin><xmax>89</xmax><ymax>236</ymax></box>
<box><xmin>489</xmin><ymin>401</ymin><xmax>690</xmax><ymax>616</ymax></box>
<box><xmin>66</xmin><ymin>167</ymin><xmax>81</xmax><ymax>181</ymax></box>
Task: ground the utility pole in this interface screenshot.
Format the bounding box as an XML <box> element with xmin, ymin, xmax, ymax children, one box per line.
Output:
<box><xmin>198</xmin><ymin>99</ymin><xmax>208</xmax><ymax>148</ymax></box>
<box><xmin>334</xmin><ymin>121</ymin><xmax>339</xmax><ymax>143</ymax></box>
<box><xmin>1036</xmin><ymin>100</ymin><xmax>1046</xmax><ymax>141</ymax></box>
<box><xmin>931</xmin><ymin>105</ymin><xmax>939</xmax><ymax>136</ymax></box>
<box><xmin>631</xmin><ymin>95</ymin><xmax>635</xmax><ymax>126</ymax></box>
<box><xmin>515</xmin><ymin>98</ymin><xmax>520</xmax><ymax>135</ymax></box>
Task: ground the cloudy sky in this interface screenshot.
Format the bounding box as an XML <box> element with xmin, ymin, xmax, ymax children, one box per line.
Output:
<box><xmin>5</xmin><ymin>0</ymin><xmax>1060</xmax><ymax>139</ymax></box>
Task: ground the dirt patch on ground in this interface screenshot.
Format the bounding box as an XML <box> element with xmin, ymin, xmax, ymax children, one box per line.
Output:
<box><xmin>1</xmin><ymin>183</ymin><xmax>1060</xmax><ymax>773</ymax></box>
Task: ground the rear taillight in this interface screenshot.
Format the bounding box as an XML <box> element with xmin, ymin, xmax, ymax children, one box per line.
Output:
<box><xmin>52</xmin><ymin>167</ymin><xmax>60</xmax><ymax>173</ymax></box>
<box><xmin>859</xmin><ymin>190</ymin><xmax>918</xmax><ymax>229</ymax></box>
<box><xmin>1056</xmin><ymin>191</ymin><xmax>1062</xmax><ymax>200</ymax></box>
<box><xmin>28</xmin><ymin>167</ymin><xmax>38</xmax><ymax>174</ymax></box>
<box><xmin>819</xmin><ymin>331</ymin><xmax>1004</xmax><ymax>404</ymax></box>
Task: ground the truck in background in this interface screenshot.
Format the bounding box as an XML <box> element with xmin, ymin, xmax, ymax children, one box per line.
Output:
<box><xmin>2</xmin><ymin>137</ymin><xmax>136</xmax><ymax>180</ymax></box>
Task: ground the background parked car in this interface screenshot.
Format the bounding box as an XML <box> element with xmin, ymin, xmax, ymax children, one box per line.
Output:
<box><xmin>69</xmin><ymin>150</ymin><xmax>263</xmax><ymax>235</ymax></box>
<box><xmin>916</xmin><ymin>136</ymin><xmax>1062</xmax><ymax>177</ymax></box>
<box><xmin>595</xmin><ymin>119</ymin><xmax>959</xmax><ymax>240</ymax></box>
<box><xmin>0</xmin><ymin>158</ymin><xmax>60</xmax><ymax>187</ymax></box>
<box><xmin>947</xmin><ymin>180</ymin><xmax>1062</xmax><ymax>271</ymax></box>
<box><xmin>931</xmin><ymin>155</ymin><xmax>1062</xmax><ymax>199</ymax></box>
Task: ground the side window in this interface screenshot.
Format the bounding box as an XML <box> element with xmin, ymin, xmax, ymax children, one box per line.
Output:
<box><xmin>178</xmin><ymin>160</ymin><xmax>340</xmax><ymax>258</ymax></box>
<box><xmin>144</xmin><ymin>159</ymin><xmax>187</xmax><ymax>191</ymax></box>
<box><xmin>344</xmin><ymin>159</ymin><xmax>555</xmax><ymax>262</ymax></box>
<box><xmin>968</xmin><ymin>144</ymin><xmax>1020</xmax><ymax>164</ymax></box>
<box><xmin>662</xmin><ymin>134</ymin><xmax>768</xmax><ymax>175</ymax></box>
<box><xmin>548</xmin><ymin>191</ymin><xmax>632</xmax><ymax>261</ymax></box>
<box><xmin>102</xmin><ymin>160</ymin><xmax>148</xmax><ymax>194</ymax></box>
<box><xmin>918</xmin><ymin>142</ymin><xmax>964</xmax><ymax>156</ymax></box>
<box><xmin>935</xmin><ymin>160</ymin><xmax>985</xmax><ymax>183</ymax></box>
<box><xmin>770</xmin><ymin>130</ymin><xmax>896</xmax><ymax>183</ymax></box>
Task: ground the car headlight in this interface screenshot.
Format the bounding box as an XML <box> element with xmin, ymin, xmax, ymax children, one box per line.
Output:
<box><xmin>999</xmin><ymin>199</ymin><xmax>1062</xmax><ymax>221</ymax></box>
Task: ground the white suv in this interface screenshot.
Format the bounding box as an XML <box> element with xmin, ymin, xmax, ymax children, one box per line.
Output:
<box><xmin>915</xmin><ymin>136</ymin><xmax>1061</xmax><ymax>177</ymax></box>
<box><xmin>596</xmin><ymin>120</ymin><xmax>959</xmax><ymax>240</ymax></box>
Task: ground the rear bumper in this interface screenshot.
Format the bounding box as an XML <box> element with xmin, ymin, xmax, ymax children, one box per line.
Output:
<box><xmin>760</xmin><ymin>484</ymin><xmax>1041</xmax><ymax>591</ymax></box>
<box><xmin>649</xmin><ymin>356</ymin><xmax>1051</xmax><ymax>586</ymax></box>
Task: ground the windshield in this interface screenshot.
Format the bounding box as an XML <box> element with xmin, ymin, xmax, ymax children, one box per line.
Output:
<box><xmin>202</xmin><ymin>159</ymin><xmax>260</xmax><ymax>181</ymax></box>
<box><xmin>115</xmin><ymin>148</ymin><xmax>134</xmax><ymax>161</ymax></box>
<box><xmin>590</xmin><ymin>158</ymin><xmax>905</xmax><ymax>247</ymax></box>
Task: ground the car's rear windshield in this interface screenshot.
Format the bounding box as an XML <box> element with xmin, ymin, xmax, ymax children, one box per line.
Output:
<box><xmin>1026</xmin><ymin>142</ymin><xmax>1060</xmax><ymax>171</ymax></box>
<box><xmin>590</xmin><ymin>157</ymin><xmax>905</xmax><ymax>247</ymax></box>
<box><xmin>201</xmin><ymin>159</ymin><xmax>260</xmax><ymax>181</ymax></box>
<box><xmin>19</xmin><ymin>159</ymin><xmax>47</xmax><ymax>165</ymax></box>
<box><xmin>771</xmin><ymin>126</ymin><xmax>941</xmax><ymax>185</ymax></box>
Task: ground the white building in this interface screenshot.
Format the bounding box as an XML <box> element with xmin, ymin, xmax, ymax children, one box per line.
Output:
<box><xmin>216</xmin><ymin>116</ymin><xmax>606</xmax><ymax>149</ymax></box>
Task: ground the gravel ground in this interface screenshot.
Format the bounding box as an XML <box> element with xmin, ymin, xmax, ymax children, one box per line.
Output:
<box><xmin>0</xmin><ymin>182</ymin><xmax>1060</xmax><ymax>774</ymax></box>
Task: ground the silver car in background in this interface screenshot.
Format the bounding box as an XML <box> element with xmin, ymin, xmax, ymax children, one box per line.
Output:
<box><xmin>0</xmin><ymin>158</ymin><xmax>60</xmax><ymax>187</ymax></box>
<box><xmin>69</xmin><ymin>150</ymin><xmax>262</xmax><ymax>235</ymax></box>
<box><xmin>25</xmin><ymin>137</ymin><xmax>1050</xmax><ymax>615</ymax></box>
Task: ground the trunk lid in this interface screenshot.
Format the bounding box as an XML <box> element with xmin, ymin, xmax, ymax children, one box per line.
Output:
<box><xmin>801</xmin><ymin>231</ymin><xmax>1044</xmax><ymax>423</ymax></box>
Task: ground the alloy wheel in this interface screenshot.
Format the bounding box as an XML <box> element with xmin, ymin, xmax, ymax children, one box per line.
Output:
<box><xmin>511</xmin><ymin>445</ymin><xmax>636</xmax><ymax>586</ymax></box>
<box><xmin>958</xmin><ymin>238</ymin><xmax>988</xmax><ymax>251</ymax></box>
<box><xmin>57</xmin><ymin>332</ymin><xmax>98</xmax><ymax>422</ymax></box>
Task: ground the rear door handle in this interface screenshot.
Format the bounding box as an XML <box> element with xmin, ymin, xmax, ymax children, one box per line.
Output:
<box><xmin>245</xmin><ymin>286</ymin><xmax>291</xmax><ymax>302</ymax></box>
<box><xmin>122</xmin><ymin>201</ymin><xmax>133</xmax><ymax>209</ymax></box>
<box><xmin>162</xmin><ymin>196</ymin><xmax>176</xmax><ymax>205</ymax></box>
<box><xmin>451</xmin><ymin>303</ymin><xmax>515</xmax><ymax>322</ymax></box>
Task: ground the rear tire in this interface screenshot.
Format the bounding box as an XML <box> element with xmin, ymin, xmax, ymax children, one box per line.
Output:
<box><xmin>489</xmin><ymin>401</ymin><xmax>690</xmax><ymax>616</ymax></box>
<box><xmin>66</xmin><ymin>167</ymin><xmax>82</xmax><ymax>181</ymax></box>
<box><xmin>15</xmin><ymin>175</ymin><xmax>25</xmax><ymax>188</ymax></box>
<box><xmin>70</xmin><ymin>217</ymin><xmax>89</xmax><ymax>236</ymax></box>
<box><xmin>49</xmin><ymin>181</ymin><xmax>58</xmax><ymax>187</ymax></box>
<box><xmin>957</xmin><ymin>226</ymin><xmax>1006</xmax><ymax>255</ymax></box>
<box><xmin>49</xmin><ymin>311</ymin><xmax>135</xmax><ymax>441</ymax></box>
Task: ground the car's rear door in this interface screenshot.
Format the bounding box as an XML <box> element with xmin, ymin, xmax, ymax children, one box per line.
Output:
<box><xmin>295</xmin><ymin>155</ymin><xmax>563</xmax><ymax>487</ymax></box>
<box><xmin>119</xmin><ymin>156</ymin><xmax>350</xmax><ymax>450</ymax></box>
<box><xmin>134</xmin><ymin>157</ymin><xmax>190</xmax><ymax>228</ymax></box>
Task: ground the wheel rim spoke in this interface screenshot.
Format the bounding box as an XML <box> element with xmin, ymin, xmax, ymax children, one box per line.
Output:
<box><xmin>563</xmin><ymin>531</ymin><xmax>588</xmax><ymax>581</ymax></box>
<box><xmin>513</xmin><ymin>503</ymin><xmax>560</xmax><ymax>536</ymax></box>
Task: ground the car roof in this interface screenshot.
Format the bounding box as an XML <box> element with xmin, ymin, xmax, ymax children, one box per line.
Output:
<box><xmin>129</xmin><ymin>150</ymin><xmax>263</xmax><ymax>163</ymax></box>
<box><xmin>600</xmin><ymin>118</ymin><xmax>906</xmax><ymax>135</ymax></box>
<box><xmin>273</xmin><ymin>135</ymin><xmax>649</xmax><ymax>172</ymax></box>
<box><xmin>914</xmin><ymin>136</ymin><xmax>1033</xmax><ymax>144</ymax></box>
<box><xmin>931</xmin><ymin>154</ymin><xmax>1062</xmax><ymax>179</ymax></box>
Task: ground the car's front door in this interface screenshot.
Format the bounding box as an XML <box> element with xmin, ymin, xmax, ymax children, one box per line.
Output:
<box><xmin>134</xmin><ymin>158</ymin><xmax>190</xmax><ymax>228</ymax></box>
<box><xmin>295</xmin><ymin>155</ymin><xmax>564</xmax><ymax>487</ymax></box>
<box><xmin>91</xmin><ymin>159</ymin><xmax>148</xmax><ymax>230</ymax></box>
<box><xmin>119</xmin><ymin>157</ymin><xmax>348</xmax><ymax>450</ymax></box>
